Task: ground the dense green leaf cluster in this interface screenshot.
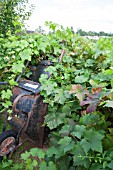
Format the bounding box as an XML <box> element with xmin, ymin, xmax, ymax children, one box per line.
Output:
<box><xmin>0</xmin><ymin>0</ymin><xmax>34</xmax><ymax>37</ymax></box>
<box><xmin>1</xmin><ymin>22</ymin><xmax>113</xmax><ymax>169</ymax></box>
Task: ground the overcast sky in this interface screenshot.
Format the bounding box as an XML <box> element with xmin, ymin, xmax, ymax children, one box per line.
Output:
<box><xmin>26</xmin><ymin>0</ymin><xmax>113</xmax><ymax>33</ymax></box>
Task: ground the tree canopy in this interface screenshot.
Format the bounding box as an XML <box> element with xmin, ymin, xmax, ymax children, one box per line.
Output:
<box><xmin>0</xmin><ymin>0</ymin><xmax>34</xmax><ymax>37</ymax></box>
<box><xmin>76</xmin><ymin>28</ymin><xmax>113</xmax><ymax>36</ymax></box>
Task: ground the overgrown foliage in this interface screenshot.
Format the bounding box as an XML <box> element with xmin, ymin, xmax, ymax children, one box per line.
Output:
<box><xmin>1</xmin><ymin>22</ymin><xmax>113</xmax><ymax>169</ymax></box>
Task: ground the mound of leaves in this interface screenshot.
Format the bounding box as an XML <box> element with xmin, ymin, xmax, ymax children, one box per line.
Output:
<box><xmin>1</xmin><ymin>22</ymin><xmax>113</xmax><ymax>169</ymax></box>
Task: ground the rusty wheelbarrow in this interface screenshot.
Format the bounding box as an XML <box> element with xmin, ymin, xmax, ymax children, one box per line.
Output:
<box><xmin>0</xmin><ymin>60</ymin><xmax>53</xmax><ymax>161</ymax></box>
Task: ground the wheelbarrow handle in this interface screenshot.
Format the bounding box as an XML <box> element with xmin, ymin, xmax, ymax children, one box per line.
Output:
<box><xmin>16</xmin><ymin>61</ymin><xmax>29</xmax><ymax>82</ymax></box>
<box><xmin>0</xmin><ymin>60</ymin><xmax>30</xmax><ymax>85</ymax></box>
<box><xmin>0</xmin><ymin>82</ymin><xmax>9</xmax><ymax>85</ymax></box>
<box><xmin>12</xmin><ymin>93</ymin><xmax>32</xmax><ymax>113</ymax></box>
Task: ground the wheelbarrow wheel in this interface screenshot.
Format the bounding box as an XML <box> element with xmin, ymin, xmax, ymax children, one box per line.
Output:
<box><xmin>0</xmin><ymin>130</ymin><xmax>18</xmax><ymax>162</ymax></box>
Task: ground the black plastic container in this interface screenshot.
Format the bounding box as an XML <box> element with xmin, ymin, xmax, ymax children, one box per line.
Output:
<box><xmin>30</xmin><ymin>60</ymin><xmax>54</xmax><ymax>83</ymax></box>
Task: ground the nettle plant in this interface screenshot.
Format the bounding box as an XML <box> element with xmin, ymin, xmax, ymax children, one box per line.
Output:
<box><xmin>0</xmin><ymin>22</ymin><xmax>113</xmax><ymax>169</ymax></box>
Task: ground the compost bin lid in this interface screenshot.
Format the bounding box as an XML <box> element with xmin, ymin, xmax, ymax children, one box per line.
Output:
<box><xmin>18</xmin><ymin>80</ymin><xmax>41</xmax><ymax>93</ymax></box>
<box><xmin>38</xmin><ymin>60</ymin><xmax>54</xmax><ymax>66</ymax></box>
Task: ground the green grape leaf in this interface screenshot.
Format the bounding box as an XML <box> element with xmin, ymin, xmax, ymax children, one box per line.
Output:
<box><xmin>71</xmin><ymin>125</ymin><xmax>86</xmax><ymax>139</ymax></box>
<box><xmin>80</xmin><ymin>129</ymin><xmax>104</xmax><ymax>153</ymax></box>
<box><xmin>107</xmin><ymin>162</ymin><xmax>113</xmax><ymax>170</ymax></box>
<box><xmin>46</xmin><ymin>146</ymin><xmax>58</xmax><ymax>157</ymax></box>
<box><xmin>75</xmin><ymin>75</ymin><xmax>89</xmax><ymax>83</ymax></box>
<box><xmin>21</xmin><ymin>151</ymin><xmax>31</xmax><ymax>160</ymax></box>
<box><xmin>90</xmin><ymin>163</ymin><xmax>103</xmax><ymax>170</ymax></box>
<box><xmin>58</xmin><ymin>137</ymin><xmax>75</xmax><ymax>153</ymax></box>
<box><xmin>19</xmin><ymin>49</ymin><xmax>32</xmax><ymax>61</ymax></box>
<box><xmin>45</xmin><ymin>112</ymin><xmax>65</xmax><ymax>129</ymax></box>
<box><xmin>73</xmin><ymin>143</ymin><xmax>90</xmax><ymax>168</ymax></box>
<box><xmin>12</xmin><ymin>61</ymin><xmax>24</xmax><ymax>73</ymax></box>
<box><xmin>30</xmin><ymin>148</ymin><xmax>45</xmax><ymax>159</ymax></box>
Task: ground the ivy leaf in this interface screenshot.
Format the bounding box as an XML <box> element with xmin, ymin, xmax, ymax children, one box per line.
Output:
<box><xmin>48</xmin><ymin>162</ymin><xmax>57</xmax><ymax>170</ymax></box>
<box><xmin>39</xmin><ymin>161</ymin><xmax>48</xmax><ymax>170</ymax></box>
<box><xmin>54</xmin><ymin>47</ymin><xmax>61</xmax><ymax>55</ymax></box>
<box><xmin>9</xmin><ymin>79</ymin><xmax>18</xmax><ymax>86</ymax></box>
<box><xmin>63</xmin><ymin>55</ymin><xmax>73</xmax><ymax>63</ymax></box>
<box><xmin>80</xmin><ymin>114</ymin><xmax>100</xmax><ymax>126</ymax></box>
<box><xmin>59</xmin><ymin>125</ymin><xmax>70</xmax><ymax>134</ymax></box>
<box><xmin>38</xmin><ymin>42</ymin><xmax>49</xmax><ymax>53</ymax></box>
<box><xmin>2</xmin><ymin>100</ymin><xmax>12</xmax><ymax>108</ymax></box>
<box><xmin>1</xmin><ymin>160</ymin><xmax>13</xmax><ymax>168</ymax></box>
<box><xmin>41</xmin><ymin>81</ymin><xmax>57</xmax><ymax>96</ymax></box>
<box><xmin>32</xmin><ymin>160</ymin><xmax>38</xmax><ymax>167</ymax></box>
<box><xmin>85</xmin><ymin>59</ymin><xmax>95</xmax><ymax>67</ymax></box>
<box><xmin>80</xmin><ymin>97</ymin><xmax>100</xmax><ymax>113</ymax></box>
<box><xmin>54</xmin><ymin>89</ymin><xmax>66</xmax><ymax>104</ymax></box>
<box><xmin>20</xmin><ymin>40</ymin><xmax>29</xmax><ymax>49</ymax></box>
<box><xmin>62</xmin><ymin>104</ymin><xmax>71</xmax><ymax>114</ymax></box>
<box><xmin>104</xmin><ymin>100</ymin><xmax>113</xmax><ymax>108</ymax></box>
<box><xmin>80</xmin><ymin>129</ymin><xmax>104</xmax><ymax>153</ymax></box>
<box><xmin>69</xmin><ymin>84</ymin><xmax>89</xmax><ymax>102</ymax></box>
<box><xmin>86</xmin><ymin>101</ymin><xmax>100</xmax><ymax>114</ymax></box>
<box><xmin>46</xmin><ymin>146</ymin><xmax>59</xmax><ymax>157</ymax></box>
<box><xmin>1</xmin><ymin>89</ymin><xmax>12</xmax><ymax>99</ymax></box>
<box><xmin>39</xmin><ymin>161</ymin><xmax>57</xmax><ymax>170</ymax></box>
<box><xmin>19</xmin><ymin>49</ymin><xmax>32</xmax><ymax>61</ymax></box>
<box><xmin>58</xmin><ymin>138</ymin><xmax>72</xmax><ymax>146</ymax></box>
<box><xmin>30</xmin><ymin>148</ymin><xmax>45</xmax><ymax>159</ymax></box>
<box><xmin>94</xmin><ymin>49</ymin><xmax>103</xmax><ymax>59</ymax></box>
<box><xmin>75</xmin><ymin>75</ymin><xmax>89</xmax><ymax>83</ymax></box>
<box><xmin>69</xmin><ymin>84</ymin><xmax>82</xmax><ymax>94</ymax></box>
<box><xmin>21</xmin><ymin>151</ymin><xmax>31</xmax><ymax>160</ymax></box>
<box><xmin>80</xmin><ymin>88</ymin><xmax>103</xmax><ymax>113</ymax></box>
<box><xmin>45</xmin><ymin>112</ymin><xmax>65</xmax><ymax>129</ymax></box>
<box><xmin>105</xmin><ymin>68</ymin><xmax>113</xmax><ymax>75</ymax></box>
<box><xmin>12</xmin><ymin>61</ymin><xmax>24</xmax><ymax>73</ymax></box>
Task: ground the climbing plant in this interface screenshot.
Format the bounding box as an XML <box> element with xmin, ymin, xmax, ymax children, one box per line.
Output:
<box><xmin>0</xmin><ymin>22</ymin><xmax>113</xmax><ymax>169</ymax></box>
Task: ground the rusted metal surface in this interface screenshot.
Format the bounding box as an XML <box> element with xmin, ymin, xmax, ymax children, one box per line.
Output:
<box><xmin>9</xmin><ymin>80</ymin><xmax>47</xmax><ymax>147</ymax></box>
<box><xmin>0</xmin><ymin>137</ymin><xmax>16</xmax><ymax>156</ymax></box>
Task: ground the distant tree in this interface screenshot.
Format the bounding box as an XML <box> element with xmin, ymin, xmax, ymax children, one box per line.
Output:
<box><xmin>35</xmin><ymin>26</ymin><xmax>45</xmax><ymax>34</ymax></box>
<box><xmin>70</xmin><ymin>26</ymin><xmax>74</xmax><ymax>34</ymax></box>
<box><xmin>98</xmin><ymin>31</ymin><xmax>105</xmax><ymax>36</ymax></box>
<box><xmin>76</xmin><ymin>29</ymin><xmax>87</xmax><ymax>36</ymax></box>
<box><xmin>0</xmin><ymin>0</ymin><xmax>35</xmax><ymax>37</ymax></box>
<box><xmin>88</xmin><ymin>31</ymin><xmax>96</xmax><ymax>36</ymax></box>
<box><xmin>76</xmin><ymin>28</ymin><xmax>113</xmax><ymax>37</ymax></box>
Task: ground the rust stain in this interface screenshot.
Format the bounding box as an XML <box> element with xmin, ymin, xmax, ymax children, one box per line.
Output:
<box><xmin>9</xmin><ymin>80</ymin><xmax>48</xmax><ymax>147</ymax></box>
